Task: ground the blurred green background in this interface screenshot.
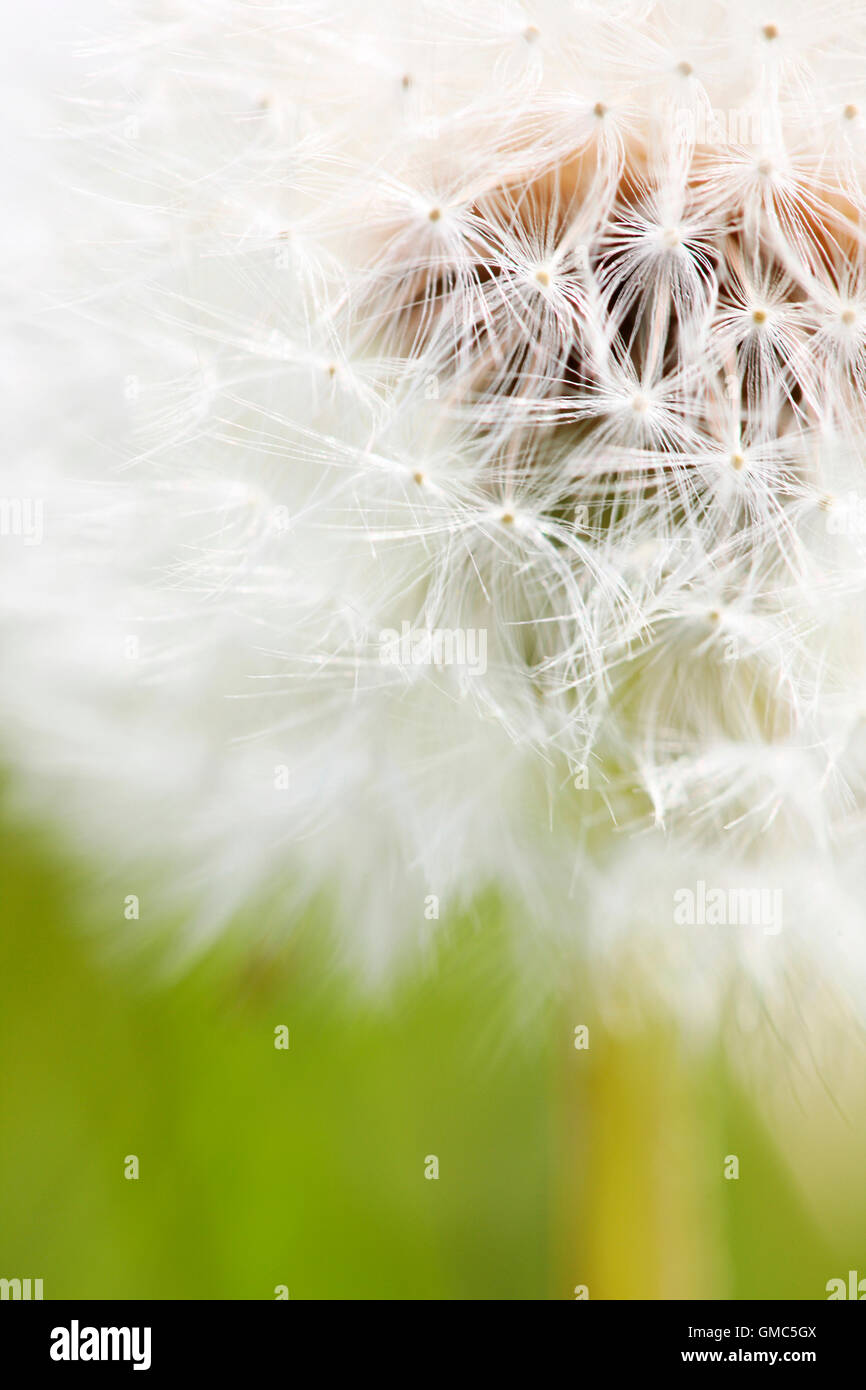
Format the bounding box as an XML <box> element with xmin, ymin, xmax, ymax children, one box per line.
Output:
<box><xmin>1</xmin><ymin>816</ymin><xmax>864</xmax><ymax>1300</ymax></box>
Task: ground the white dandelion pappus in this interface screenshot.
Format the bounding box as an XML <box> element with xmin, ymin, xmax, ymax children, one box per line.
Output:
<box><xmin>6</xmin><ymin>0</ymin><xmax>866</xmax><ymax>1046</ymax></box>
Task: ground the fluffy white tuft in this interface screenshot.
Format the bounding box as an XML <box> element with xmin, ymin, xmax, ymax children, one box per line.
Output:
<box><xmin>7</xmin><ymin>0</ymin><xmax>866</xmax><ymax>1043</ymax></box>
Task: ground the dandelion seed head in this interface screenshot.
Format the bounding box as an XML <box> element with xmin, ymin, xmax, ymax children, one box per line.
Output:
<box><xmin>8</xmin><ymin>0</ymin><xmax>866</xmax><ymax>1045</ymax></box>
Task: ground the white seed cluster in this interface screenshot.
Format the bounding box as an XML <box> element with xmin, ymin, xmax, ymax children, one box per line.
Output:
<box><xmin>6</xmin><ymin>1</ymin><xmax>866</xmax><ymax>1036</ymax></box>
